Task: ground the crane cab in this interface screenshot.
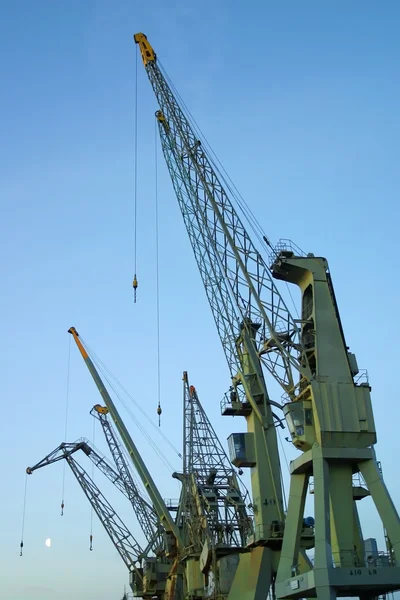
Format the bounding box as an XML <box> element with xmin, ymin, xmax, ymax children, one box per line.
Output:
<box><xmin>283</xmin><ymin>400</ymin><xmax>314</xmax><ymax>451</ymax></box>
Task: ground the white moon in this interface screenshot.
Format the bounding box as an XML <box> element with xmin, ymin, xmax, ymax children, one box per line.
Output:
<box><xmin>45</xmin><ymin>538</ymin><xmax>52</xmax><ymax>548</ymax></box>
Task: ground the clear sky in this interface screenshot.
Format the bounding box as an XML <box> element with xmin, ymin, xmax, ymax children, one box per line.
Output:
<box><xmin>1</xmin><ymin>1</ymin><xmax>400</xmax><ymax>599</ymax></box>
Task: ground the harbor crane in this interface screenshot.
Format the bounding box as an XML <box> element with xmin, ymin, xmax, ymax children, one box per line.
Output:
<box><xmin>26</xmin><ymin>430</ymin><xmax>175</xmax><ymax>598</ymax></box>
<box><xmin>26</xmin><ymin>441</ymin><xmax>145</xmax><ymax>590</ymax></box>
<box><xmin>180</xmin><ymin>371</ymin><xmax>252</xmax><ymax>551</ymax></box>
<box><xmin>134</xmin><ymin>32</ymin><xmax>400</xmax><ymax>600</ymax></box>
<box><xmin>174</xmin><ymin>371</ymin><xmax>252</xmax><ymax>597</ymax></box>
<box><xmin>68</xmin><ymin>327</ymin><xmax>184</xmax><ymax>599</ymax></box>
<box><xmin>68</xmin><ymin>328</ymin><xmax>257</xmax><ymax>599</ymax></box>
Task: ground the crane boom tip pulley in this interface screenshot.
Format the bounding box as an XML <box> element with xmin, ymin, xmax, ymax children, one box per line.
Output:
<box><xmin>134</xmin><ymin>32</ymin><xmax>156</xmax><ymax>66</ymax></box>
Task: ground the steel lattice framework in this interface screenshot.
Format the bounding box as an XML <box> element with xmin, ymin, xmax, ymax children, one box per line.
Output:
<box><xmin>27</xmin><ymin>442</ymin><xmax>144</xmax><ymax>575</ymax></box>
<box><xmin>91</xmin><ymin>407</ymin><xmax>164</xmax><ymax>554</ymax></box>
<box><xmin>181</xmin><ymin>372</ymin><xmax>252</xmax><ymax>550</ymax></box>
<box><xmin>136</xmin><ymin>46</ymin><xmax>311</xmax><ymax>396</ymax></box>
<box><xmin>134</xmin><ymin>32</ymin><xmax>286</xmax><ymax>554</ymax></box>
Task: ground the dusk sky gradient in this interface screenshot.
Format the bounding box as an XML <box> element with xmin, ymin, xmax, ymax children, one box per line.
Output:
<box><xmin>1</xmin><ymin>1</ymin><xmax>400</xmax><ymax>599</ymax></box>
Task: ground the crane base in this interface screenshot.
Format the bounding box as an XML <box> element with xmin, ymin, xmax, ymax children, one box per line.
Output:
<box><xmin>276</xmin><ymin>566</ymin><xmax>400</xmax><ymax>599</ymax></box>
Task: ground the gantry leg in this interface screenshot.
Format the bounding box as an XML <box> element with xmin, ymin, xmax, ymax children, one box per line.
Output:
<box><xmin>313</xmin><ymin>456</ymin><xmax>333</xmax><ymax>571</ymax></box>
<box><xmin>315</xmin><ymin>585</ymin><xmax>337</xmax><ymax>600</ymax></box>
<box><xmin>358</xmin><ymin>459</ymin><xmax>400</xmax><ymax>564</ymax></box>
<box><xmin>277</xmin><ymin>472</ymin><xmax>309</xmax><ymax>582</ymax></box>
<box><xmin>352</xmin><ymin>501</ymin><xmax>365</xmax><ymax>568</ymax></box>
<box><xmin>228</xmin><ymin>547</ymin><xmax>273</xmax><ymax>600</ymax></box>
<box><xmin>313</xmin><ymin>455</ymin><xmax>336</xmax><ymax>600</ymax></box>
<box><xmin>329</xmin><ymin>464</ymin><xmax>354</xmax><ymax>567</ymax></box>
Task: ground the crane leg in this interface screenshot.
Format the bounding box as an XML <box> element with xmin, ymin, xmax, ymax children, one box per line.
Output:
<box><xmin>313</xmin><ymin>456</ymin><xmax>333</xmax><ymax>570</ymax></box>
<box><xmin>277</xmin><ymin>473</ymin><xmax>308</xmax><ymax>582</ymax></box>
<box><xmin>329</xmin><ymin>464</ymin><xmax>354</xmax><ymax>566</ymax></box>
<box><xmin>316</xmin><ymin>585</ymin><xmax>337</xmax><ymax>600</ymax></box>
<box><xmin>358</xmin><ymin>458</ymin><xmax>400</xmax><ymax>564</ymax></box>
<box><xmin>313</xmin><ymin>456</ymin><xmax>337</xmax><ymax>600</ymax></box>
<box><xmin>227</xmin><ymin>547</ymin><xmax>273</xmax><ymax>600</ymax></box>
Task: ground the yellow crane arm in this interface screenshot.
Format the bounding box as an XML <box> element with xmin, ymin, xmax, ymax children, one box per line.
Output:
<box><xmin>134</xmin><ymin>33</ymin><xmax>156</xmax><ymax>66</ymax></box>
<box><xmin>68</xmin><ymin>326</ymin><xmax>182</xmax><ymax>552</ymax></box>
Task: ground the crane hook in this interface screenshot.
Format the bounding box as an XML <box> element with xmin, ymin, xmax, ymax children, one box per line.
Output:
<box><xmin>60</xmin><ymin>501</ymin><xmax>64</xmax><ymax>516</ymax></box>
<box><xmin>157</xmin><ymin>402</ymin><xmax>162</xmax><ymax>427</ymax></box>
<box><xmin>132</xmin><ymin>275</ymin><xmax>138</xmax><ymax>303</ymax></box>
<box><xmin>19</xmin><ymin>540</ymin><xmax>23</xmax><ymax>557</ymax></box>
<box><xmin>89</xmin><ymin>534</ymin><xmax>93</xmax><ymax>551</ymax></box>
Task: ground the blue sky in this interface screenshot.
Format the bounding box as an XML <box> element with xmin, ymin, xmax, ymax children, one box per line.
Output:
<box><xmin>1</xmin><ymin>1</ymin><xmax>400</xmax><ymax>598</ymax></box>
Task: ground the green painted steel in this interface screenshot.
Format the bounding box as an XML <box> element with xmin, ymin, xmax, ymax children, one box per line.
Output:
<box><xmin>135</xmin><ymin>32</ymin><xmax>400</xmax><ymax>600</ymax></box>
<box><xmin>273</xmin><ymin>253</ymin><xmax>400</xmax><ymax>599</ymax></box>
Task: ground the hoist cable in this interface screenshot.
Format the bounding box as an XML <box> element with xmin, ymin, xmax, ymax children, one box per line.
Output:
<box><xmin>89</xmin><ymin>417</ymin><xmax>95</xmax><ymax>551</ymax></box>
<box><xmin>158</xmin><ymin>61</ymin><xmax>272</xmax><ymax>257</ymax></box>
<box><xmin>109</xmin><ymin>379</ymin><xmax>176</xmax><ymax>472</ymax></box>
<box><xmin>132</xmin><ymin>46</ymin><xmax>139</xmax><ymax>301</ymax></box>
<box><xmin>98</xmin><ymin>360</ymin><xmax>179</xmax><ymax>467</ymax></box>
<box><xmin>158</xmin><ymin>62</ymin><xmax>303</xmax><ymax>341</ymax></box>
<box><xmin>64</xmin><ymin>333</ymin><xmax>72</xmax><ymax>441</ymax></box>
<box><xmin>285</xmin><ymin>283</ymin><xmax>300</xmax><ymax>319</ymax></box>
<box><xmin>19</xmin><ymin>473</ymin><xmax>28</xmax><ymax>556</ymax></box>
<box><xmin>134</xmin><ymin>47</ymin><xmax>138</xmax><ymax>274</ymax></box>
<box><xmin>120</xmin><ymin>442</ymin><xmax>151</xmax><ymax>500</ymax></box>
<box><xmin>154</xmin><ymin>120</ymin><xmax>162</xmax><ymax>425</ymax></box>
<box><xmin>89</xmin><ymin>343</ymin><xmax>176</xmax><ymax>461</ymax></box>
<box><xmin>277</xmin><ymin>429</ymin><xmax>290</xmax><ymax>474</ymax></box>
<box><xmin>80</xmin><ymin>337</ymin><xmax>182</xmax><ymax>459</ymax></box>
<box><xmin>87</xmin><ymin>356</ymin><xmax>177</xmax><ymax>473</ymax></box>
<box><xmin>61</xmin><ymin>335</ymin><xmax>71</xmax><ymax>516</ymax></box>
<box><xmin>277</xmin><ymin>429</ymin><xmax>289</xmax><ymax>513</ymax></box>
<box><xmin>158</xmin><ymin>64</ymin><xmax>301</xmax><ymax>342</ymax></box>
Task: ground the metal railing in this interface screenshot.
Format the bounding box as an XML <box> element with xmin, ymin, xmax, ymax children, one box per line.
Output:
<box><xmin>354</xmin><ymin>368</ymin><xmax>369</xmax><ymax>385</ymax></box>
<box><xmin>220</xmin><ymin>387</ymin><xmax>248</xmax><ymax>414</ymax></box>
<box><xmin>274</xmin><ymin>238</ymin><xmax>307</xmax><ymax>257</ymax></box>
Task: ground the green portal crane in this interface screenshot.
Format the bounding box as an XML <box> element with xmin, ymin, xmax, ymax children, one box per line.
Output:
<box><xmin>134</xmin><ymin>31</ymin><xmax>307</xmax><ymax>600</ymax></box>
<box><xmin>134</xmin><ymin>32</ymin><xmax>400</xmax><ymax>600</ymax></box>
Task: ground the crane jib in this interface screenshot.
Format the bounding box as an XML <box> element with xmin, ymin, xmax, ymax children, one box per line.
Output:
<box><xmin>134</xmin><ymin>36</ymin><xmax>311</xmax><ymax>397</ymax></box>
